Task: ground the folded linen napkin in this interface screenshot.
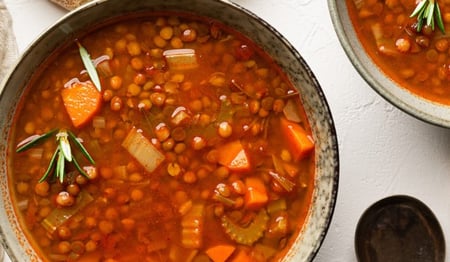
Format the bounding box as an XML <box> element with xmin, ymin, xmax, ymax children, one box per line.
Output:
<box><xmin>50</xmin><ymin>0</ymin><xmax>93</xmax><ymax>10</ymax></box>
<box><xmin>0</xmin><ymin>0</ymin><xmax>18</xmax><ymax>85</ymax></box>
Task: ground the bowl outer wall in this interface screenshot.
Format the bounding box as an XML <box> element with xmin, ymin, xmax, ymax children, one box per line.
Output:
<box><xmin>328</xmin><ymin>0</ymin><xmax>450</xmax><ymax>128</ymax></box>
<box><xmin>0</xmin><ymin>0</ymin><xmax>339</xmax><ymax>261</ymax></box>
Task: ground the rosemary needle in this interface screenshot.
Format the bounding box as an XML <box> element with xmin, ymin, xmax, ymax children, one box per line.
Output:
<box><xmin>410</xmin><ymin>0</ymin><xmax>446</xmax><ymax>33</ymax></box>
<box><xmin>17</xmin><ymin>129</ymin><xmax>95</xmax><ymax>184</ymax></box>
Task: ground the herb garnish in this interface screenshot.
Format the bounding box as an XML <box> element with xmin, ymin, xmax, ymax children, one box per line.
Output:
<box><xmin>77</xmin><ymin>41</ymin><xmax>102</xmax><ymax>92</ymax></box>
<box><xmin>16</xmin><ymin>129</ymin><xmax>95</xmax><ymax>183</ymax></box>
<box><xmin>410</xmin><ymin>0</ymin><xmax>445</xmax><ymax>33</ymax></box>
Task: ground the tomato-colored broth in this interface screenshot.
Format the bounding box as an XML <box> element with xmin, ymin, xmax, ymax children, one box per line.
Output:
<box><xmin>347</xmin><ymin>0</ymin><xmax>450</xmax><ymax>105</ymax></box>
<box><xmin>9</xmin><ymin>13</ymin><xmax>315</xmax><ymax>262</ymax></box>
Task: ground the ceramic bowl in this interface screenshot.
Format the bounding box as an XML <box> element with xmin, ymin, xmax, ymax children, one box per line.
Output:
<box><xmin>328</xmin><ymin>0</ymin><xmax>450</xmax><ymax>127</ymax></box>
<box><xmin>0</xmin><ymin>0</ymin><xmax>339</xmax><ymax>261</ymax></box>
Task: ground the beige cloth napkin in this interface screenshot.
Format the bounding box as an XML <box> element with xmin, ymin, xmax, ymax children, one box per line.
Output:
<box><xmin>0</xmin><ymin>0</ymin><xmax>18</xmax><ymax>85</ymax></box>
<box><xmin>50</xmin><ymin>0</ymin><xmax>93</xmax><ymax>10</ymax></box>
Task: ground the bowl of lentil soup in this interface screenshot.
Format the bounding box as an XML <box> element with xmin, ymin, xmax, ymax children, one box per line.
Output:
<box><xmin>0</xmin><ymin>0</ymin><xmax>338</xmax><ymax>261</ymax></box>
<box><xmin>329</xmin><ymin>0</ymin><xmax>450</xmax><ymax>127</ymax></box>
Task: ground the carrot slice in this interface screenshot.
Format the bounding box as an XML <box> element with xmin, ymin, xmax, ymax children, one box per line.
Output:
<box><xmin>244</xmin><ymin>177</ymin><xmax>268</xmax><ymax>210</ymax></box>
<box><xmin>61</xmin><ymin>81</ymin><xmax>102</xmax><ymax>128</ymax></box>
<box><xmin>280</xmin><ymin>118</ymin><xmax>314</xmax><ymax>161</ymax></box>
<box><xmin>217</xmin><ymin>140</ymin><xmax>251</xmax><ymax>172</ymax></box>
<box><xmin>205</xmin><ymin>244</ymin><xmax>236</xmax><ymax>262</ymax></box>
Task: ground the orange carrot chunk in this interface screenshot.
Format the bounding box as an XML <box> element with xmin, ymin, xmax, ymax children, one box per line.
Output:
<box><xmin>280</xmin><ymin>118</ymin><xmax>314</xmax><ymax>161</ymax></box>
<box><xmin>205</xmin><ymin>244</ymin><xmax>236</xmax><ymax>262</ymax></box>
<box><xmin>217</xmin><ymin>140</ymin><xmax>251</xmax><ymax>172</ymax></box>
<box><xmin>61</xmin><ymin>81</ymin><xmax>102</xmax><ymax>128</ymax></box>
<box><xmin>244</xmin><ymin>177</ymin><xmax>268</xmax><ymax>210</ymax></box>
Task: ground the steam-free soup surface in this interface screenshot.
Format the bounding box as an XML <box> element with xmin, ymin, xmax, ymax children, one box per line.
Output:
<box><xmin>347</xmin><ymin>0</ymin><xmax>450</xmax><ymax>105</ymax></box>
<box><xmin>10</xmin><ymin>14</ymin><xmax>315</xmax><ymax>262</ymax></box>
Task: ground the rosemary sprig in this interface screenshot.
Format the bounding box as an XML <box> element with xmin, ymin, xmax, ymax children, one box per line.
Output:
<box><xmin>16</xmin><ymin>129</ymin><xmax>58</xmax><ymax>152</ymax></box>
<box><xmin>410</xmin><ymin>0</ymin><xmax>445</xmax><ymax>33</ymax></box>
<box><xmin>77</xmin><ymin>41</ymin><xmax>102</xmax><ymax>92</ymax></box>
<box><xmin>16</xmin><ymin>129</ymin><xmax>95</xmax><ymax>183</ymax></box>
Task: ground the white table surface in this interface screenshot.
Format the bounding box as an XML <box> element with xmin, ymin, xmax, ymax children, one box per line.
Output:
<box><xmin>3</xmin><ymin>0</ymin><xmax>450</xmax><ymax>261</ymax></box>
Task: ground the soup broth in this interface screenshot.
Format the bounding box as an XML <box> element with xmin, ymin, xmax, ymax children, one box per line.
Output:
<box><xmin>10</xmin><ymin>13</ymin><xmax>315</xmax><ymax>262</ymax></box>
<box><xmin>347</xmin><ymin>0</ymin><xmax>450</xmax><ymax>105</ymax></box>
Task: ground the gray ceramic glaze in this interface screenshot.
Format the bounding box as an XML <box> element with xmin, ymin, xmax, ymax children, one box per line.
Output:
<box><xmin>328</xmin><ymin>0</ymin><xmax>450</xmax><ymax>128</ymax></box>
<box><xmin>0</xmin><ymin>0</ymin><xmax>339</xmax><ymax>261</ymax></box>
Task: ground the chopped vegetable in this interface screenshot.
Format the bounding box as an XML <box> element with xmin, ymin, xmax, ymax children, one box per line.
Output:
<box><xmin>267</xmin><ymin>199</ymin><xmax>287</xmax><ymax>215</ymax></box>
<box><xmin>221</xmin><ymin>209</ymin><xmax>269</xmax><ymax>246</ymax></box>
<box><xmin>213</xmin><ymin>191</ymin><xmax>236</xmax><ymax>207</ymax></box>
<box><xmin>230</xmin><ymin>249</ymin><xmax>252</xmax><ymax>262</ymax></box>
<box><xmin>283</xmin><ymin>98</ymin><xmax>302</xmax><ymax>123</ymax></box>
<box><xmin>171</xmin><ymin>106</ymin><xmax>191</xmax><ymax>126</ymax></box>
<box><xmin>205</xmin><ymin>244</ymin><xmax>236</xmax><ymax>262</ymax></box>
<box><xmin>169</xmin><ymin>245</ymin><xmax>198</xmax><ymax>262</ymax></box>
<box><xmin>181</xmin><ymin>203</ymin><xmax>204</xmax><ymax>249</ymax></box>
<box><xmin>217</xmin><ymin>140</ymin><xmax>251</xmax><ymax>172</ymax></box>
<box><xmin>280</xmin><ymin>118</ymin><xmax>314</xmax><ymax>161</ymax></box>
<box><xmin>271</xmin><ymin>154</ymin><xmax>287</xmax><ymax>177</ymax></box>
<box><xmin>163</xmin><ymin>49</ymin><xmax>199</xmax><ymax>70</ymax></box>
<box><xmin>93</xmin><ymin>55</ymin><xmax>113</xmax><ymax>77</ymax></box>
<box><xmin>244</xmin><ymin>177</ymin><xmax>268</xmax><ymax>210</ymax></box>
<box><xmin>370</xmin><ymin>23</ymin><xmax>399</xmax><ymax>56</ymax></box>
<box><xmin>61</xmin><ymin>81</ymin><xmax>102</xmax><ymax>128</ymax></box>
<box><xmin>268</xmin><ymin>170</ymin><xmax>295</xmax><ymax>192</ymax></box>
<box><xmin>216</xmin><ymin>99</ymin><xmax>234</xmax><ymax>123</ymax></box>
<box><xmin>77</xmin><ymin>41</ymin><xmax>102</xmax><ymax>91</ymax></box>
<box><xmin>266</xmin><ymin>211</ymin><xmax>289</xmax><ymax>238</ymax></box>
<box><xmin>41</xmin><ymin>190</ymin><xmax>93</xmax><ymax>234</ymax></box>
<box><xmin>122</xmin><ymin>127</ymin><xmax>165</xmax><ymax>173</ymax></box>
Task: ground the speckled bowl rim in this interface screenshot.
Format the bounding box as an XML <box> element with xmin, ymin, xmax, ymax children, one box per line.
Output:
<box><xmin>328</xmin><ymin>0</ymin><xmax>450</xmax><ymax>128</ymax></box>
<box><xmin>0</xmin><ymin>0</ymin><xmax>339</xmax><ymax>261</ymax></box>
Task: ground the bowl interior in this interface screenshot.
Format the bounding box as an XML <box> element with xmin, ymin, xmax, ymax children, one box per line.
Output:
<box><xmin>0</xmin><ymin>0</ymin><xmax>339</xmax><ymax>261</ymax></box>
<box><xmin>328</xmin><ymin>0</ymin><xmax>450</xmax><ymax>127</ymax></box>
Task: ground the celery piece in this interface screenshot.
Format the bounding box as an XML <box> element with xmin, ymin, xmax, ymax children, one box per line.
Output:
<box><xmin>181</xmin><ymin>203</ymin><xmax>204</xmax><ymax>249</ymax></box>
<box><xmin>163</xmin><ymin>49</ymin><xmax>199</xmax><ymax>71</ymax></box>
<box><xmin>221</xmin><ymin>209</ymin><xmax>269</xmax><ymax>246</ymax></box>
<box><xmin>41</xmin><ymin>190</ymin><xmax>93</xmax><ymax>233</ymax></box>
<box><xmin>122</xmin><ymin>127</ymin><xmax>165</xmax><ymax>173</ymax></box>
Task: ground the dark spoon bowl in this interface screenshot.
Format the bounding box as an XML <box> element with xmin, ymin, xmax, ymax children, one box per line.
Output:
<box><xmin>355</xmin><ymin>195</ymin><xmax>445</xmax><ymax>262</ymax></box>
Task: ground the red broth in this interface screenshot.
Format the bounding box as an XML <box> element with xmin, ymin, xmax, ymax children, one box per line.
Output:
<box><xmin>9</xmin><ymin>13</ymin><xmax>315</xmax><ymax>262</ymax></box>
<box><xmin>347</xmin><ymin>0</ymin><xmax>450</xmax><ymax>105</ymax></box>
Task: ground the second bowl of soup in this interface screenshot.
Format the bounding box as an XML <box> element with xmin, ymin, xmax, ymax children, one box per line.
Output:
<box><xmin>329</xmin><ymin>0</ymin><xmax>450</xmax><ymax>127</ymax></box>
